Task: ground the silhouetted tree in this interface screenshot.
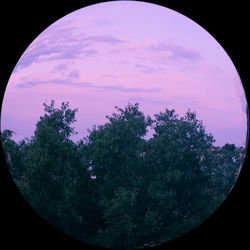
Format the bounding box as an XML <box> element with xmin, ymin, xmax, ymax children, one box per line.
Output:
<box><xmin>1</xmin><ymin>101</ymin><xmax>246</xmax><ymax>249</ymax></box>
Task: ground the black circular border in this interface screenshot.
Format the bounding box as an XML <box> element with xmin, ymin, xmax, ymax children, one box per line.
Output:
<box><xmin>0</xmin><ymin>1</ymin><xmax>249</xmax><ymax>249</ymax></box>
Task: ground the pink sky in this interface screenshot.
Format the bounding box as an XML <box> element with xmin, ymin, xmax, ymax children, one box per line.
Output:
<box><xmin>1</xmin><ymin>1</ymin><xmax>248</xmax><ymax>146</ymax></box>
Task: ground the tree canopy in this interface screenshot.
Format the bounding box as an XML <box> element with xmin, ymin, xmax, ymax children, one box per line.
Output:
<box><xmin>1</xmin><ymin>100</ymin><xmax>246</xmax><ymax>249</ymax></box>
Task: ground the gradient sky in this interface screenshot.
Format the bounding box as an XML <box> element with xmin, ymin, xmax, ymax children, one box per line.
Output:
<box><xmin>1</xmin><ymin>1</ymin><xmax>248</xmax><ymax>146</ymax></box>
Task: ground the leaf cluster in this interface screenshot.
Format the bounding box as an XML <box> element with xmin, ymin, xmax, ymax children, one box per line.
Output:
<box><xmin>1</xmin><ymin>100</ymin><xmax>246</xmax><ymax>249</ymax></box>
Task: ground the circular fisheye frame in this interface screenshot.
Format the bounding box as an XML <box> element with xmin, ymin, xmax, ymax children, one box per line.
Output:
<box><xmin>1</xmin><ymin>1</ymin><xmax>248</xmax><ymax>249</ymax></box>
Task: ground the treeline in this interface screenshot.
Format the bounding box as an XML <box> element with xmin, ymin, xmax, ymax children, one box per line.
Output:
<box><xmin>0</xmin><ymin>100</ymin><xmax>246</xmax><ymax>249</ymax></box>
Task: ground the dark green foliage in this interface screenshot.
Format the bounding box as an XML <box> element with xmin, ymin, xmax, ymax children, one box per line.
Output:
<box><xmin>1</xmin><ymin>101</ymin><xmax>246</xmax><ymax>249</ymax></box>
<box><xmin>1</xmin><ymin>129</ymin><xmax>30</xmax><ymax>183</ymax></box>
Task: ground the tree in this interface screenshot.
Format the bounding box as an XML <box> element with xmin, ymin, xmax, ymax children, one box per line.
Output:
<box><xmin>141</xmin><ymin>109</ymin><xmax>219</xmax><ymax>242</ymax></box>
<box><xmin>1</xmin><ymin>129</ymin><xmax>30</xmax><ymax>183</ymax></box>
<box><xmin>208</xmin><ymin>143</ymin><xmax>245</xmax><ymax>195</ymax></box>
<box><xmin>83</xmin><ymin>103</ymin><xmax>151</xmax><ymax>248</ymax></box>
<box><xmin>1</xmin><ymin>129</ymin><xmax>19</xmax><ymax>172</ymax></box>
<box><xmin>85</xmin><ymin>106</ymin><xmax>245</xmax><ymax>248</ymax></box>
<box><xmin>19</xmin><ymin>101</ymin><xmax>81</xmax><ymax>229</ymax></box>
<box><xmin>85</xmin><ymin>103</ymin><xmax>151</xmax><ymax>196</ymax></box>
<box><xmin>1</xmin><ymin>101</ymin><xmax>246</xmax><ymax>249</ymax></box>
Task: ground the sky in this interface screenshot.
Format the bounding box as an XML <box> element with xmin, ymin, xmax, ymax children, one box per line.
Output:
<box><xmin>1</xmin><ymin>0</ymin><xmax>248</xmax><ymax>147</ymax></box>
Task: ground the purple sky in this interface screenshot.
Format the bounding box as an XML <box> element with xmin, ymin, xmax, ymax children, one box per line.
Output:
<box><xmin>1</xmin><ymin>1</ymin><xmax>248</xmax><ymax>146</ymax></box>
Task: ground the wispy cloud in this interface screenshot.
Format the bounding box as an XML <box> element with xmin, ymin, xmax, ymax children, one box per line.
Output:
<box><xmin>150</xmin><ymin>42</ymin><xmax>202</xmax><ymax>61</ymax></box>
<box><xmin>98</xmin><ymin>85</ymin><xmax>161</xmax><ymax>93</ymax></box>
<box><xmin>119</xmin><ymin>60</ymin><xmax>130</xmax><ymax>65</ymax></box>
<box><xmin>83</xmin><ymin>35</ymin><xmax>125</xmax><ymax>44</ymax></box>
<box><xmin>90</xmin><ymin>18</ymin><xmax>112</xmax><ymax>27</ymax></box>
<box><xmin>135</xmin><ymin>64</ymin><xmax>164</xmax><ymax>74</ymax></box>
<box><xmin>16</xmin><ymin>78</ymin><xmax>90</xmax><ymax>88</ymax></box>
<box><xmin>13</xmin><ymin>39</ymin><xmax>91</xmax><ymax>73</ymax></box>
<box><xmin>12</xmin><ymin>24</ymin><xmax>77</xmax><ymax>71</ymax></box>
<box><xmin>168</xmin><ymin>95</ymin><xmax>200</xmax><ymax>106</ymax></box>
<box><xmin>16</xmin><ymin>78</ymin><xmax>162</xmax><ymax>93</ymax></box>
<box><xmin>102</xmin><ymin>74</ymin><xmax>118</xmax><ymax>79</ymax></box>
<box><xmin>67</xmin><ymin>70</ymin><xmax>80</xmax><ymax>79</ymax></box>
<box><xmin>128</xmin><ymin>96</ymin><xmax>172</xmax><ymax>105</ymax></box>
<box><xmin>53</xmin><ymin>63</ymin><xmax>69</xmax><ymax>72</ymax></box>
<box><xmin>13</xmin><ymin>21</ymin><xmax>125</xmax><ymax>73</ymax></box>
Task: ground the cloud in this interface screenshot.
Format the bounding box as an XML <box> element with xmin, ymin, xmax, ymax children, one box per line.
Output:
<box><xmin>91</xmin><ymin>19</ymin><xmax>112</xmax><ymax>27</ymax></box>
<box><xmin>102</xmin><ymin>74</ymin><xmax>118</xmax><ymax>79</ymax></box>
<box><xmin>13</xmin><ymin>44</ymin><xmax>62</xmax><ymax>72</ymax></box>
<box><xmin>13</xmin><ymin>21</ymin><xmax>124</xmax><ymax>73</ymax></box>
<box><xmin>46</xmin><ymin>45</ymin><xmax>98</xmax><ymax>61</ymax></box>
<box><xmin>23</xmin><ymin>24</ymin><xmax>81</xmax><ymax>63</ymax></box>
<box><xmin>53</xmin><ymin>63</ymin><xmax>68</xmax><ymax>72</ymax></box>
<box><xmin>106</xmin><ymin>49</ymin><xmax>123</xmax><ymax>54</ymax></box>
<box><xmin>16</xmin><ymin>77</ymin><xmax>161</xmax><ymax>93</ymax></box>
<box><xmin>83</xmin><ymin>35</ymin><xmax>125</xmax><ymax>44</ymax></box>
<box><xmin>128</xmin><ymin>96</ymin><xmax>172</xmax><ymax>105</ymax></box>
<box><xmin>17</xmin><ymin>78</ymin><xmax>91</xmax><ymax>88</ymax></box>
<box><xmin>168</xmin><ymin>95</ymin><xmax>200</xmax><ymax>106</ymax></box>
<box><xmin>67</xmin><ymin>70</ymin><xmax>80</xmax><ymax>79</ymax></box>
<box><xmin>98</xmin><ymin>85</ymin><xmax>161</xmax><ymax>93</ymax></box>
<box><xmin>135</xmin><ymin>64</ymin><xmax>164</xmax><ymax>74</ymax></box>
<box><xmin>119</xmin><ymin>60</ymin><xmax>130</xmax><ymax>65</ymax></box>
<box><xmin>14</xmin><ymin>42</ymin><xmax>95</xmax><ymax>73</ymax></box>
<box><xmin>150</xmin><ymin>42</ymin><xmax>202</xmax><ymax>61</ymax></box>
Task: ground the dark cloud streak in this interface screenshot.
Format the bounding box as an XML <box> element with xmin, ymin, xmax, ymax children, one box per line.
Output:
<box><xmin>135</xmin><ymin>64</ymin><xmax>164</xmax><ymax>74</ymax></box>
<box><xmin>150</xmin><ymin>43</ymin><xmax>202</xmax><ymax>61</ymax></box>
<box><xmin>82</xmin><ymin>35</ymin><xmax>125</xmax><ymax>44</ymax></box>
<box><xmin>16</xmin><ymin>78</ymin><xmax>161</xmax><ymax>93</ymax></box>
